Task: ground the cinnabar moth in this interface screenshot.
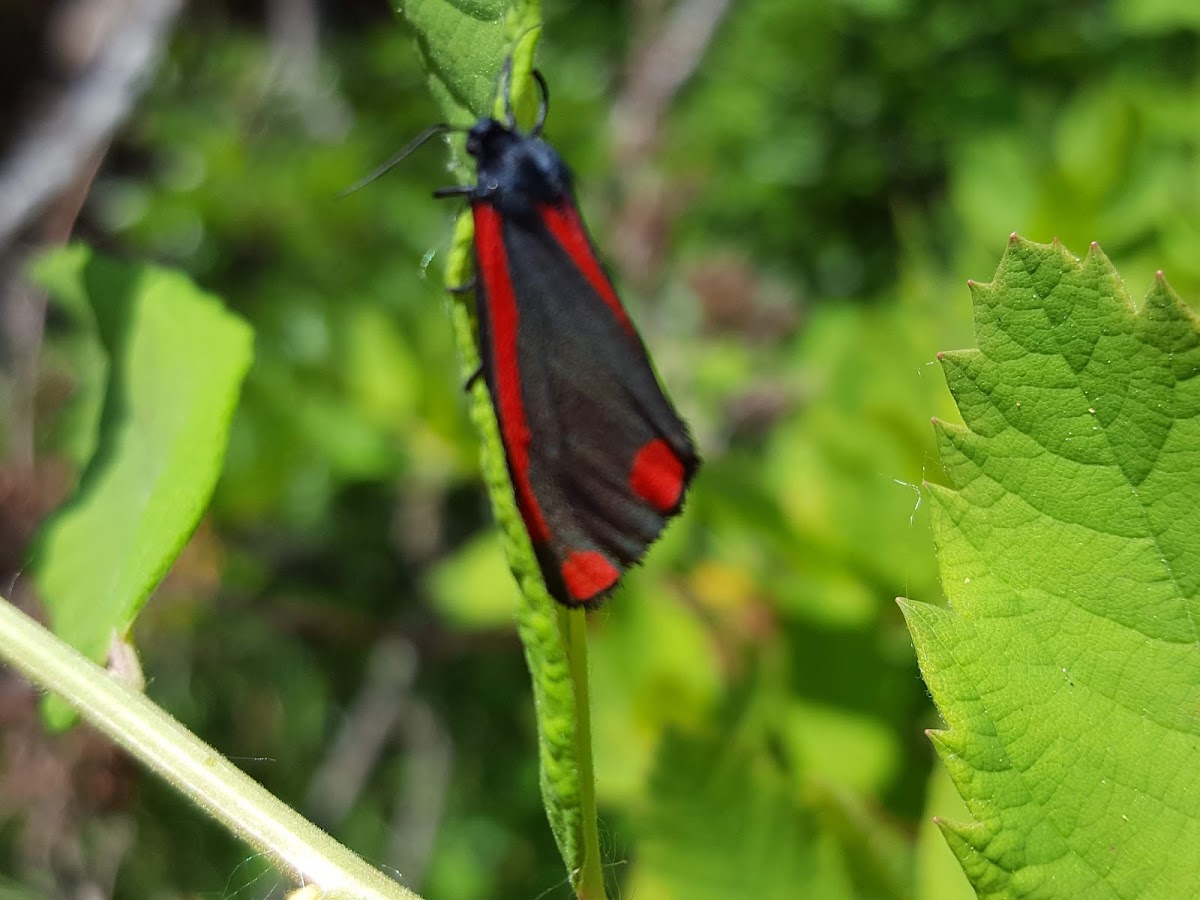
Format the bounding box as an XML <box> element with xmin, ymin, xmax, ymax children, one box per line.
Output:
<box><xmin>363</xmin><ymin>66</ymin><xmax>699</xmax><ymax>607</ymax></box>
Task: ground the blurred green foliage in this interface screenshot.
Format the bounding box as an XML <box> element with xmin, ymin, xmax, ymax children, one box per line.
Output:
<box><xmin>6</xmin><ymin>0</ymin><xmax>1197</xmax><ymax>897</ymax></box>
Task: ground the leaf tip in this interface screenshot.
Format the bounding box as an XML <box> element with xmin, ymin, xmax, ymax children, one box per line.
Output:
<box><xmin>926</xmin><ymin>727</ymin><xmax>962</xmax><ymax>758</ymax></box>
<box><xmin>1081</xmin><ymin>239</ymin><xmax>1113</xmax><ymax>266</ymax></box>
<box><xmin>924</xmin><ymin>727</ymin><xmax>957</xmax><ymax>746</ymax></box>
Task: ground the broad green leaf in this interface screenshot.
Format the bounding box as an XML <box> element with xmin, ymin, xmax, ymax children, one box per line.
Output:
<box><xmin>901</xmin><ymin>237</ymin><xmax>1200</xmax><ymax>898</ymax></box>
<box><xmin>30</xmin><ymin>245</ymin><xmax>252</xmax><ymax>722</ymax></box>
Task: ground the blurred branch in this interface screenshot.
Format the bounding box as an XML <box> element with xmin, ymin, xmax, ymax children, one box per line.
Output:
<box><xmin>307</xmin><ymin>640</ymin><xmax>418</xmax><ymax>826</ymax></box>
<box><xmin>609</xmin><ymin>0</ymin><xmax>730</xmax><ymax>294</ymax></box>
<box><xmin>267</xmin><ymin>0</ymin><xmax>321</xmax><ymax>92</ymax></box>
<box><xmin>264</xmin><ymin>0</ymin><xmax>348</xmax><ymax>137</ymax></box>
<box><xmin>0</xmin><ymin>0</ymin><xmax>181</xmax><ymax>248</ymax></box>
<box><xmin>0</xmin><ymin>0</ymin><xmax>180</xmax><ymax>468</ymax></box>
<box><xmin>612</xmin><ymin>0</ymin><xmax>731</xmax><ymax>165</ymax></box>
<box><xmin>306</xmin><ymin>637</ymin><xmax>453</xmax><ymax>889</ymax></box>
<box><xmin>385</xmin><ymin>667</ymin><xmax>452</xmax><ymax>888</ymax></box>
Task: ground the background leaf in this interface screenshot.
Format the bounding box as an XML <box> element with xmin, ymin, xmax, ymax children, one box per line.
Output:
<box><xmin>630</xmin><ymin>724</ymin><xmax>856</xmax><ymax>900</ymax></box>
<box><xmin>903</xmin><ymin>237</ymin><xmax>1200</xmax><ymax>897</ymax></box>
<box><xmin>30</xmin><ymin>245</ymin><xmax>252</xmax><ymax>722</ymax></box>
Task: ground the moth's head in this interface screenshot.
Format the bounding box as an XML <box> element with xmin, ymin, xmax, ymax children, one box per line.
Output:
<box><xmin>465</xmin><ymin>118</ymin><xmax>516</xmax><ymax>162</ymax></box>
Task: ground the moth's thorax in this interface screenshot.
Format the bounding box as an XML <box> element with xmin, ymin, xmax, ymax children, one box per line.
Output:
<box><xmin>466</xmin><ymin>118</ymin><xmax>572</xmax><ymax>216</ymax></box>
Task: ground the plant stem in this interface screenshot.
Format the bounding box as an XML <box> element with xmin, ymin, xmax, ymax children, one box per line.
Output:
<box><xmin>563</xmin><ymin>608</ymin><xmax>607</xmax><ymax>899</ymax></box>
<box><xmin>0</xmin><ymin>596</ymin><xmax>418</xmax><ymax>900</ymax></box>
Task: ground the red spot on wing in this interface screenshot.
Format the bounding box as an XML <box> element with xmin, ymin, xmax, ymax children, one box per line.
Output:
<box><xmin>537</xmin><ymin>202</ymin><xmax>634</xmax><ymax>336</ymax></box>
<box><xmin>561</xmin><ymin>550</ymin><xmax>620</xmax><ymax>603</ymax></box>
<box><xmin>630</xmin><ymin>438</ymin><xmax>686</xmax><ymax>512</ymax></box>
<box><xmin>473</xmin><ymin>202</ymin><xmax>550</xmax><ymax>543</ymax></box>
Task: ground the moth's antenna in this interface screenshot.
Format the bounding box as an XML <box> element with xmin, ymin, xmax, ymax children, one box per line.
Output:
<box><xmin>500</xmin><ymin>24</ymin><xmax>544</xmax><ymax>129</ymax></box>
<box><xmin>500</xmin><ymin>56</ymin><xmax>516</xmax><ymax>128</ymax></box>
<box><xmin>337</xmin><ymin>123</ymin><xmax>455</xmax><ymax>198</ymax></box>
<box><xmin>530</xmin><ymin>70</ymin><xmax>550</xmax><ymax>136</ymax></box>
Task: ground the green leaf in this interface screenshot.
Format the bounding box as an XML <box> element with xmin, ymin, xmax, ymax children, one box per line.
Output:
<box><xmin>902</xmin><ymin>236</ymin><xmax>1200</xmax><ymax>898</ymax></box>
<box><xmin>30</xmin><ymin>245</ymin><xmax>252</xmax><ymax>723</ymax></box>
<box><xmin>399</xmin><ymin>0</ymin><xmax>543</xmax><ymax>136</ymax></box>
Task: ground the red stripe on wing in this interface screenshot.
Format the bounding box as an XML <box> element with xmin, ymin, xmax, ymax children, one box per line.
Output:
<box><xmin>537</xmin><ymin>202</ymin><xmax>634</xmax><ymax>336</ymax></box>
<box><xmin>473</xmin><ymin>202</ymin><xmax>551</xmax><ymax>544</ymax></box>
<box><xmin>629</xmin><ymin>438</ymin><xmax>687</xmax><ymax>513</ymax></box>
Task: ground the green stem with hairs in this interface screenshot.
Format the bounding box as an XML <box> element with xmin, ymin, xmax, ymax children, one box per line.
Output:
<box><xmin>564</xmin><ymin>607</ymin><xmax>606</xmax><ymax>898</ymax></box>
<box><xmin>0</xmin><ymin>596</ymin><xmax>417</xmax><ymax>900</ymax></box>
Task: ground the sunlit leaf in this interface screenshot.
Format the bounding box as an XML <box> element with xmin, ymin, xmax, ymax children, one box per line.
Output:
<box><xmin>903</xmin><ymin>236</ymin><xmax>1200</xmax><ymax>897</ymax></box>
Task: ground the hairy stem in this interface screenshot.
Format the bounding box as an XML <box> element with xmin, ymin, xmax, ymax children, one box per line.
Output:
<box><xmin>0</xmin><ymin>597</ymin><xmax>418</xmax><ymax>900</ymax></box>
